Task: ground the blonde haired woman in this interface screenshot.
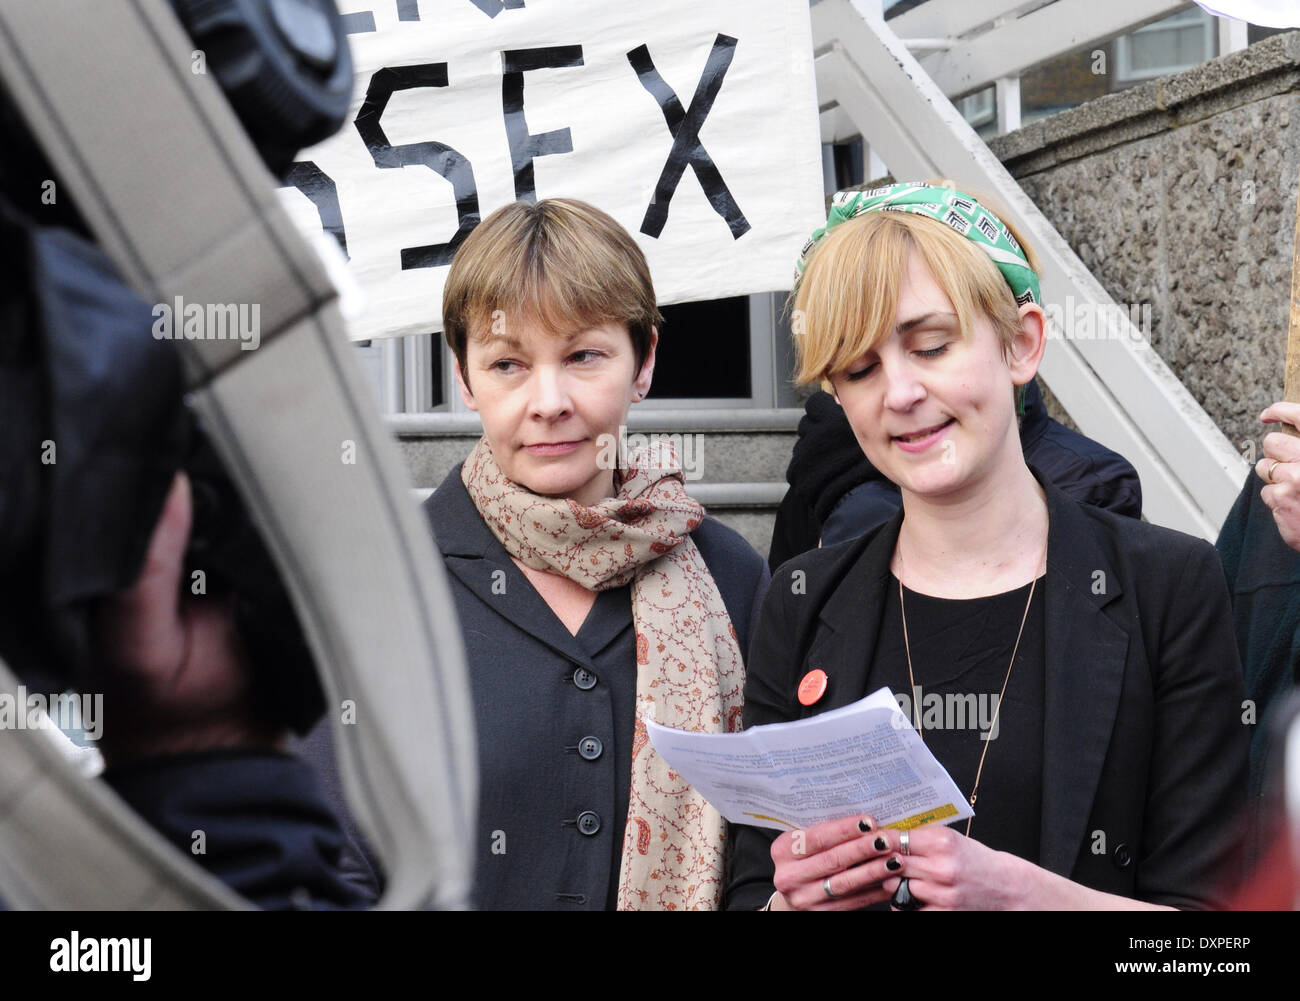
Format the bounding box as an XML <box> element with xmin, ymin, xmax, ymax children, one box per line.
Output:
<box><xmin>729</xmin><ymin>182</ymin><xmax>1247</xmax><ymax>911</ymax></box>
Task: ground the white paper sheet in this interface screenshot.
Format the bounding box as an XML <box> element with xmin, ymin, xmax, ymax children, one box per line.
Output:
<box><xmin>646</xmin><ymin>687</ymin><xmax>974</xmax><ymax>831</ymax></box>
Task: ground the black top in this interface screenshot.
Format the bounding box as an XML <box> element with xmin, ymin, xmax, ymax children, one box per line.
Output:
<box><xmin>873</xmin><ymin>574</ymin><xmax>1045</xmax><ymax>865</ymax></box>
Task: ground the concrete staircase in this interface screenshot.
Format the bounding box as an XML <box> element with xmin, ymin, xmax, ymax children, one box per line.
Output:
<box><xmin>387</xmin><ymin>409</ymin><xmax>802</xmax><ymax>558</ymax></box>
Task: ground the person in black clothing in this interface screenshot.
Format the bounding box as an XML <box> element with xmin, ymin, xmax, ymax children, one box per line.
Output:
<box><xmin>1216</xmin><ymin>399</ymin><xmax>1300</xmax><ymax>874</ymax></box>
<box><xmin>732</xmin><ymin>182</ymin><xmax>1245</xmax><ymax>911</ymax></box>
<box><xmin>92</xmin><ymin>473</ymin><xmax>369</xmax><ymax>910</ymax></box>
<box><xmin>768</xmin><ymin>379</ymin><xmax>1141</xmax><ymax>570</ymax></box>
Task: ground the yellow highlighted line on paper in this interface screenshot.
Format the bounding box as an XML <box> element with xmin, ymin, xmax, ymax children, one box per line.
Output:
<box><xmin>743</xmin><ymin>813</ymin><xmax>798</xmax><ymax>829</ymax></box>
<box><xmin>886</xmin><ymin>803</ymin><xmax>960</xmax><ymax>830</ymax></box>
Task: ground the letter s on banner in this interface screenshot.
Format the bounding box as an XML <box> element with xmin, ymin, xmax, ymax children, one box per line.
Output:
<box><xmin>354</xmin><ymin>64</ymin><xmax>481</xmax><ymax>269</ymax></box>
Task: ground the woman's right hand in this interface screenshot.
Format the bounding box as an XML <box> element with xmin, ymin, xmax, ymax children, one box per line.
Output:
<box><xmin>768</xmin><ymin>814</ymin><xmax>902</xmax><ymax>910</ymax></box>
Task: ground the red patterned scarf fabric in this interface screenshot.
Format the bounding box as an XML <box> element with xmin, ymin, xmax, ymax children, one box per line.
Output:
<box><xmin>460</xmin><ymin>436</ymin><xmax>745</xmax><ymax>909</ymax></box>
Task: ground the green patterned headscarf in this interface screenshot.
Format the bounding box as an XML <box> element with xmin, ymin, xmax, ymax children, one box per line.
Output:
<box><xmin>795</xmin><ymin>182</ymin><xmax>1040</xmax><ymax>307</ymax></box>
<box><xmin>795</xmin><ymin>181</ymin><xmax>1040</xmax><ymax>416</ymax></box>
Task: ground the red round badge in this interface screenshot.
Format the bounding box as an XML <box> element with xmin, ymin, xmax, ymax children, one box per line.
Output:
<box><xmin>797</xmin><ymin>669</ymin><xmax>828</xmax><ymax>706</ymax></box>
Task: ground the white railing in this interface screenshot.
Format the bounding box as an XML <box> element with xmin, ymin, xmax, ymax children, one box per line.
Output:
<box><xmin>813</xmin><ymin>0</ymin><xmax>1248</xmax><ymax>537</ymax></box>
<box><xmin>824</xmin><ymin>0</ymin><xmax>1253</xmax><ymax>137</ymax></box>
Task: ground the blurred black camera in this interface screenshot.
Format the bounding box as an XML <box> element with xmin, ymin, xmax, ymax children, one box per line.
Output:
<box><xmin>0</xmin><ymin>0</ymin><xmax>354</xmax><ymax>733</ymax></box>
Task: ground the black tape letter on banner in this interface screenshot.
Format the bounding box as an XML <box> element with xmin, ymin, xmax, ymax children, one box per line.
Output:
<box><xmin>354</xmin><ymin>64</ymin><xmax>481</xmax><ymax>270</ymax></box>
<box><xmin>341</xmin><ymin>11</ymin><xmax>376</xmax><ymax>34</ymax></box>
<box><xmin>350</xmin><ymin>2</ymin><xmax>525</xmax><ymax>29</ymax></box>
<box><xmin>501</xmin><ymin>46</ymin><xmax>584</xmax><ymax>202</ymax></box>
<box><xmin>627</xmin><ymin>34</ymin><xmax>750</xmax><ymax>240</ymax></box>
<box><xmin>470</xmin><ymin>0</ymin><xmax>526</xmax><ymax>17</ymax></box>
<box><xmin>283</xmin><ymin>161</ymin><xmax>349</xmax><ymax>258</ymax></box>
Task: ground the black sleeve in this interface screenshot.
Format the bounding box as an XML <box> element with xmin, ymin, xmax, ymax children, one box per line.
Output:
<box><xmin>819</xmin><ymin>481</ymin><xmax>902</xmax><ymax>548</ymax></box>
<box><xmin>693</xmin><ymin>518</ymin><xmax>770</xmax><ymax>657</ymax></box>
<box><xmin>1213</xmin><ymin>469</ymin><xmax>1253</xmax><ymax>594</ymax></box>
<box><xmin>1096</xmin><ymin>454</ymin><xmax>1143</xmax><ymax>520</ymax></box>
<box><xmin>104</xmin><ymin>748</ymin><xmax>375</xmax><ymax>910</ymax></box>
<box><xmin>768</xmin><ymin>485</ymin><xmax>821</xmax><ymax>571</ymax></box>
<box><xmin>291</xmin><ymin>718</ymin><xmax>386</xmax><ymax>900</ymax></box>
<box><xmin>1137</xmin><ymin>541</ymin><xmax>1249</xmax><ymax>909</ymax></box>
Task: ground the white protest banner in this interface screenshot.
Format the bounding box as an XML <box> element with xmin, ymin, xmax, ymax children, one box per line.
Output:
<box><xmin>1193</xmin><ymin>1</ymin><xmax>1300</xmax><ymax>27</ymax></box>
<box><xmin>278</xmin><ymin>0</ymin><xmax>826</xmax><ymax>340</ymax></box>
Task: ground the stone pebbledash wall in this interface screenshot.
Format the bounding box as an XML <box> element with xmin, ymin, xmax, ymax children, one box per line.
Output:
<box><xmin>989</xmin><ymin>31</ymin><xmax>1300</xmax><ymax>457</ymax></box>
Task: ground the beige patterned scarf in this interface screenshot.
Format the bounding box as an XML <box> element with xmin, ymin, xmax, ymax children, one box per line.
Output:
<box><xmin>460</xmin><ymin>436</ymin><xmax>745</xmax><ymax>910</ymax></box>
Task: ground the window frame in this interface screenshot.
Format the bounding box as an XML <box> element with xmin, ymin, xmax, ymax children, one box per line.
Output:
<box><xmin>1113</xmin><ymin>7</ymin><xmax>1216</xmax><ymax>85</ymax></box>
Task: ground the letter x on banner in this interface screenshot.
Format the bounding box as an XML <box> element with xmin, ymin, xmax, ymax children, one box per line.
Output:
<box><xmin>279</xmin><ymin>0</ymin><xmax>825</xmax><ymax>340</ymax></box>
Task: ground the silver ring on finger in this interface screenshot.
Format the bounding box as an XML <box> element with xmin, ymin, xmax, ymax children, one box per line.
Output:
<box><xmin>900</xmin><ymin>829</ymin><xmax>910</xmax><ymax>855</ymax></box>
<box><xmin>823</xmin><ymin>877</ymin><xmax>839</xmax><ymax>899</ymax></box>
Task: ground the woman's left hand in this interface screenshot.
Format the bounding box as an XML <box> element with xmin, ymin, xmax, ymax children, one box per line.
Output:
<box><xmin>878</xmin><ymin>824</ymin><xmax>1029</xmax><ymax>910</ymax></box>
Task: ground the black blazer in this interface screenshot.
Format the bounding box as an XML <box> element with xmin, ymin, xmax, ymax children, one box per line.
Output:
<box><xmin>427</xmin><ymin>466</ymin><xmax>769</xmax><ymax>910</ymax></box>
<box><xmin>729</xmin><ymin>467</ymin><xmax>1248</xmax><ymax>910</ymax></box>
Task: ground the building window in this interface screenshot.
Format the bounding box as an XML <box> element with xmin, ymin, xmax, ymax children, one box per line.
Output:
<box><xmin>1114</xmin><ymin>7</ymin><xmax>1216</xmax><ymax>84</ymax></box>
<box><xmin>653</xmin><ymin>297</ymin><xmax>752</xmax><ymax>400</ymax></box>
<box><xmin>956</xmin><ymin>86</ymin><xmax>997</xmax><ymax>139</ymax></box>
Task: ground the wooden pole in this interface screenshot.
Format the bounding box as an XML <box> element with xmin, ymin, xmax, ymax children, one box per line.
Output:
<box><xmin>1286</xmin><ymin>176</ymin><xmax>1300</xmax><ymax>432</ymax></box>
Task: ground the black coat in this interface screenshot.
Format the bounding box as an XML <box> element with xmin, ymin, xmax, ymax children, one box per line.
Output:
<box><xmin>1215</xmin><ymin>468</ymin><xmax>1300</xmax><ymax>865</ymax></box>
<box><xmin>104</xmin><ymin>750</ymin><xmax>369</xmax><ymax>909</ymax></box>
<box><xmin>730</xmin><ymin>466</ymin><xmax>1247</xmax><ymax>910</ymax></box>
<box><xmin>427</xmin><ymin>467</ymin><xmax>768</xmax><ymax>909</ymax></box>
<box><xmin>293</xmin><ymin>466</ymin><xmax>769</xmax><ymax>909</ymax></box>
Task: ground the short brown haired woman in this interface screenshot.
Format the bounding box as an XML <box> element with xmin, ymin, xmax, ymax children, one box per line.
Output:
<box><xmin>434</xmin><ymin>198</ymin><xmax>768</xmax><ymax>909</ymax></box>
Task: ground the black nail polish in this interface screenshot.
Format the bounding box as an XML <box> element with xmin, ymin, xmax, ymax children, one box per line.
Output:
<box><xmin>874</xmin><ymin>836</ymin><xmax>888</xmax><ymax>852</ymax></box>
<box><xmin>858</xmin><ymin>818</ymin><xmax>874</xmax><ymax>833</ymax></box>
<box><xmin>886</xmin><ymin>857</ymin><xmax>901</xmax><ymax>872</ymax></box>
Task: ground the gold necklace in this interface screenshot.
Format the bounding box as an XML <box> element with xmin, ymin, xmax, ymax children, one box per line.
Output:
<box><xmin>897</xmin><ymin>541</ymin><xmax>1046</xmax><ymax>838</ymax></box>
